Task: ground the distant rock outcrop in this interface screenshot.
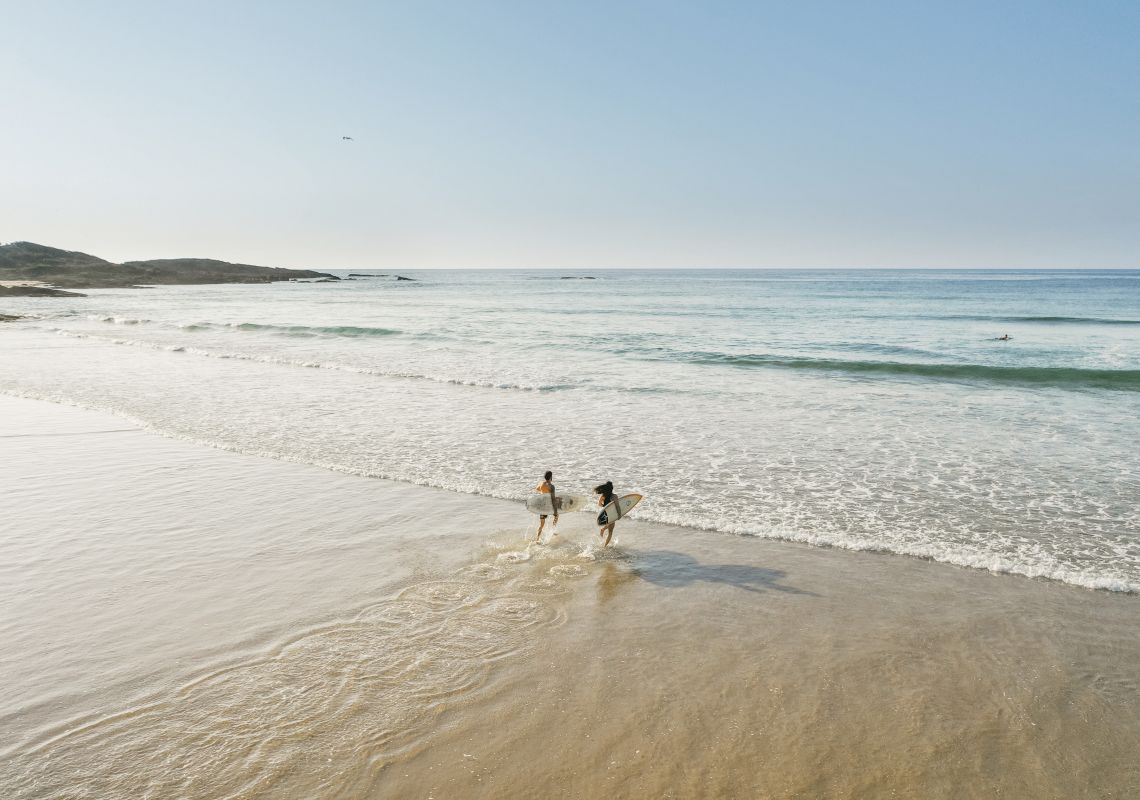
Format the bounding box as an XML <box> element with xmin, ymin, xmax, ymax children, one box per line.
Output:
<box><xmin>0</xmin><ymin>284</ymin><xmax>87</xmax><ymax>297</ymax></box>
<box><xmin>348</xmin><ymin>272</ymin><xmax>417</xmax><ymax>281</ymax></box>
<box><xmin>0</xmin><ymin>242</ymin><xmax>339</xmax><ymax>289</ymax></box>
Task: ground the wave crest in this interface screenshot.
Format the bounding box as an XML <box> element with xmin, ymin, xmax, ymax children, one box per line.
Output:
<box><xmin>679</xmin><ymin>352</ymin><xmax>1140</xmax><ymax>390</ymax></box>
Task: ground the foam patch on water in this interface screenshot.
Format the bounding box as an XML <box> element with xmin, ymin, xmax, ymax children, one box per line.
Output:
<box><xmin>47</xmin><ymin>329</ymin><xmax>577</xmax><ymax>392</ymax></box>
<box><xmin>86</xmin><ymin>315</ymin><xmax>150</xmax><ymax>325</ymax></box>
<box><xmin>496</xmin><ymin>550</ymin><xmax>531</xmax><ymax>564</ymax></box>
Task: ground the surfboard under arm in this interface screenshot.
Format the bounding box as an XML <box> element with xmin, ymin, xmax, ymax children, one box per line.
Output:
<box><xmin>526</xmin><ymin>493</ymin><xmax>588</xmax><ymax>516</ymax></box>
<box><xmin>597</xmin><ymin>493</ymin><xmax>643</xmax><ymax>526</ymax></box>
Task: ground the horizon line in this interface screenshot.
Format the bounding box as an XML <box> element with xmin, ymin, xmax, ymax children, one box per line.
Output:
<box><xmin>3</xmin><ymin>241</ymin><xmax>1136</xmax><ymax>272</ymax></box>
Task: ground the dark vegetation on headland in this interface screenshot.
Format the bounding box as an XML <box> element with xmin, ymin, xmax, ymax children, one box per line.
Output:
<box><xmin>0</xmin><ymin>241</ymin><xmax>339</xmax><ymax>291</ymax></box>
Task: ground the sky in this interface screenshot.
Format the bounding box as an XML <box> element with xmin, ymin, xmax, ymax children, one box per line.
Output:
<box><xmin>2</xmin><ymin>1</ymin><xmax>1137</xmax><ymax>268</ymax></box>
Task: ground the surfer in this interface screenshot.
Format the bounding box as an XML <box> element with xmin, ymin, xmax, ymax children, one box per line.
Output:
<box><xmin>995</xmin><ymin>334</ymin><xmax>1012</xmax><ymax>341</ymax></box>
<box><xmin>595</xmin><ymin>480</ymin><xmax>617</xmax><ymax>547</ymax></box>
<box><xmin>534</xmin><ymin>470</ymin><xmax>559</xmax><ymax>542</ymax></box>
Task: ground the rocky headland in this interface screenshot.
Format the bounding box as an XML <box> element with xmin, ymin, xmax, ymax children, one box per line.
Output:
<box><xmin>0</xmin><ymin>242</ymin><xmax>339</xmax><ymax>290</ymax></box>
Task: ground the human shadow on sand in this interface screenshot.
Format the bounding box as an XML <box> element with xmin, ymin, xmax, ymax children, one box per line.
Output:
<box><xmin>629</xmin><ymin>549</ymin><xmax>816</xmax><ymax>596</ymax></box>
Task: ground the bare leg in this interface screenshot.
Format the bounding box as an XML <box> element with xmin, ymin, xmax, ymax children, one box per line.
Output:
<box><xmin>535</xmin><ymin>516</ymin><xmax>546</xmax><ymax>543</ymax></box>
<box><xmin>603</xmin><ymin>523</ymin><xmax>616</xmax><ymax>547</ymax></box>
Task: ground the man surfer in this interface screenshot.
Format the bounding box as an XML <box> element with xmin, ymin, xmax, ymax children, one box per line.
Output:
<box><xmin>534</xmin><ymin>470</ymin><xmax>559</xmax><ymax>542</ymax></box>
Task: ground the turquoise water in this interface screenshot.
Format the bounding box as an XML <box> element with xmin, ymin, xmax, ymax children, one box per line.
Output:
<box><xmin>2</xmin><ymin>269</ymin><xmax>1138</xmax><ymax>590</ymax></box>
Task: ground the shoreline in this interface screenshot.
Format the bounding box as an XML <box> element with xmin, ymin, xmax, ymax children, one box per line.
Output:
<box><xmin>1</xmin><ymin>394</ymin><xmax>1138</xmax><ymax>798</ymax></box>
<box><xmin>0</xmin><ymin>387</ymin><xmax>1133</xmax><ymax>595</ymax></box>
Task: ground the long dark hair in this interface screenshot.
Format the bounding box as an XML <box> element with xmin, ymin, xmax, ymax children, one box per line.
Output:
<box><xmin>594</xmin><ymin>481</ymin><xmax>614</xmax><ymax>504</ymax></box>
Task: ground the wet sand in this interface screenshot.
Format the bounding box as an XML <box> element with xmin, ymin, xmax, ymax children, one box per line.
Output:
<box><xmin>1</xmin><ymin>395</ymin><xmax>1137</xmax><ymax>798</ymax></box>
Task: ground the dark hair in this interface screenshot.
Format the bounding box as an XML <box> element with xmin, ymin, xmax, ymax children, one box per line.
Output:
<box><xmin>594</xmin><ymin>480</ymin><xmax>614</xmax><ymax>502</ymax></box>
<box><xmin>544</xmin><ymin>470</ymin><xmax>552</xmax><ymax>481</ymax></box>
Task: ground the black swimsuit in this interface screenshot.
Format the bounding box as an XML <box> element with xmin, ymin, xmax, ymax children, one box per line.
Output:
<box><xmin>597</xmin><ymin>493</ymin><xmax>616</xmax><ymax>526</ymax></box>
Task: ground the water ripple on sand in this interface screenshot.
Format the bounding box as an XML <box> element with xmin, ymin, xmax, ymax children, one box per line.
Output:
<box><xmin>1</xmin><ymin>554</ymin><xmax>577</xmax><ymax>799</ymax></box>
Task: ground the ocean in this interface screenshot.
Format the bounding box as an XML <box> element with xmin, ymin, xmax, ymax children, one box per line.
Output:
<box><xmin>2</xmin><ymin>268</ymin><xmax>1138</xmax><ymax>592</ymax></box>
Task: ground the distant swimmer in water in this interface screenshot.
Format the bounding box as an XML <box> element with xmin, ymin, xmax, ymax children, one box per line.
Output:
<box><xmin>534</xmin><ymin>470</ymin><xmax>559</xmax><ymax>542</ymax></box>
<box><xmin>594</xmin><ymin>480</ymin><xmax>618</xmax><ymax>547</ymax></box>
<box><xmin>995</xmin><ymin>334</ymin><xmax>1013</xmax><ymax>341</ymax></box>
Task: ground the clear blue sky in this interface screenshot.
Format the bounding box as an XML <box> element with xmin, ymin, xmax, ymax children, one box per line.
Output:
<box><xmin>2</xmin><ymin>1</ymin><xmax>1137</xmax><ymax>268</ymax></box>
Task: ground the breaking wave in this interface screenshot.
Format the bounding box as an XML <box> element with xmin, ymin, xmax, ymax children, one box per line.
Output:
<box><xmin>934</xmin><ymin>314</ymin><xmax>1140</xmax><ymax>325</ymax></box>
<box><xmin>50</xmin><ymin>330</ymin><xmax>576</xmax><ymax>392</ymax></box>
<box><xmin>85</xmin><ymin>316</ymin><xmax>404</xmax><ymax>338</ymax></box>
<box><xmin>675</xmin><ymin>352</ymin><xmax>1140</xmax><ymax>390</ymax></box>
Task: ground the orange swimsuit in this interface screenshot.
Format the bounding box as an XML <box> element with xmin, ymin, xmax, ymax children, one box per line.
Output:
<box><xmin>536</xmin><ymin>482</ymin><xmax>555</xmax><ymax>516</ymax></box>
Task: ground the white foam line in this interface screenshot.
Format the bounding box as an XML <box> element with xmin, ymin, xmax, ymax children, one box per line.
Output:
<box><xmin>48</xmin><ymin>329</ymin><xmax>569</xmax><ymax>392</ymax></box>
<box><xmin>3</xmin><ymin>388</ymin><xmax>1136</xmax><ymax>595</ymax></box>
<box><xmin>640</xmin><ymin>510</ymin><xmax>1140</xmax><ymax>593</ymax></box>
<box><xmin>85</xmin><ymin>315</ymin><xmax>150</xmax><ymax>325</ymax></box>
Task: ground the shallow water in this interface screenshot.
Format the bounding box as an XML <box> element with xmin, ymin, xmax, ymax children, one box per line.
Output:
<box><xmin>2</xmin><ymin>269</ymin><xmax>1138</xmax><ymax>590</ymax></box>
<box><xmin>1</xmin><ymin>397</ymin><xmax>1136</xmax><ymax>799</ymax></box>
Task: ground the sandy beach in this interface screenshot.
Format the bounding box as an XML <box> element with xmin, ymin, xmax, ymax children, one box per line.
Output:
<box><xmin>6</xmin><ymin>0</ymin><xmax>1139</xmax><ymax>794</ymax></box>
<box><xmin>1</xmin><ymin>393</ymin><xmax>1137</xmax><ymax>798</ymax></box>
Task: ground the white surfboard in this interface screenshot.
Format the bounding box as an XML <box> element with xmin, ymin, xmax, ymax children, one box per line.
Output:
<box><xmin>526</xmin><ymin>493</ymin><xmax>588</xmax><ymax>516</ymax></box>
<box><xmin>597</xmin><ymin>493</ymin><xmax>643</xmax><ymax>525</ymax></box>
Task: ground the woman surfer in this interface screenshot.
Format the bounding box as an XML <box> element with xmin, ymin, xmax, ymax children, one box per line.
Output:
<box><xmin>594</xmin><ymin>480</ymin><xmax>618</xmax><ymax>547</ymax></box>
